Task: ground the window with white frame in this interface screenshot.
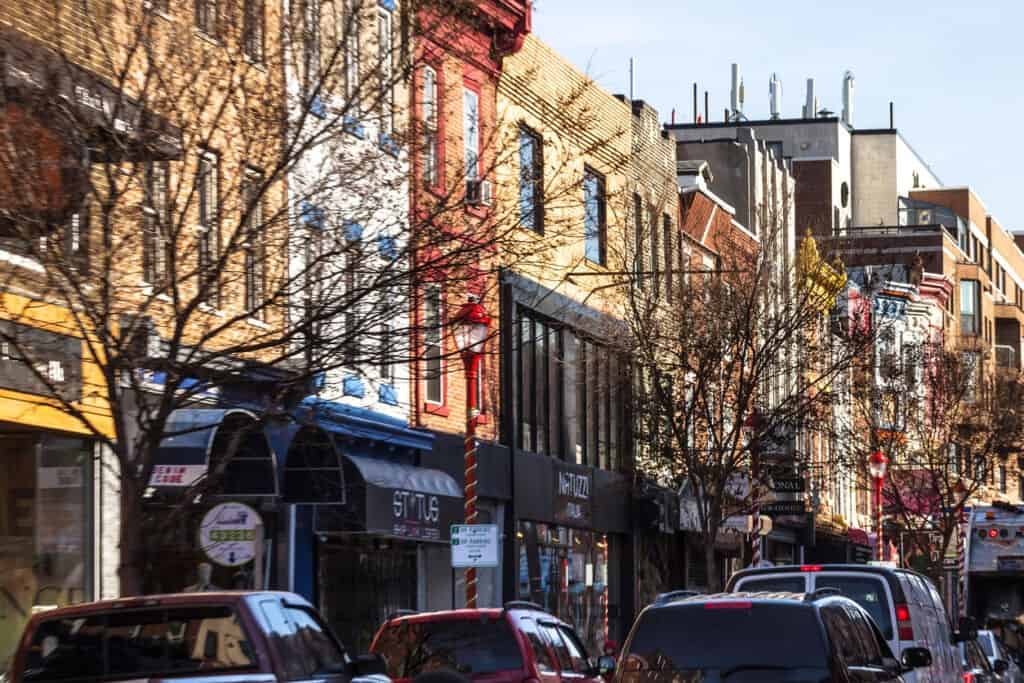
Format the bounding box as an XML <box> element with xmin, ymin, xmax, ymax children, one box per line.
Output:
<box><xmin>344</xmin><ymin>0</ymin><xmax>361</xmax><ymax>110</ymax></box>
<box><xmin>243</xmin><ymin>0</ymin><xmax>264</xmax><ymax>63</ymax></box>
<box><xmin>424</xmin><ymin>285</ymin><xmax>443</xmax><ymax>403</ymax></box>
<box><xmin>377</xmin><ymin>8</ymin><xmax>393</xmax><ymax>134</ymax></box>
<box><xmin>242</xmin><ymin>169</ymin><xmax>265</xmax><ymax>315</ymax></box>
<box><xmin>422</xmin><ymin>66</ymin><xmax>439</xmax><ymax>187</ymax></box>
<box><xmin>197</xmin><ymin>151</ymin><xmax>219</xmax><ymax>304</ymax></box>
<box><xmin>463</xmin><ymin>87</ymin><xmax>479</xmax><ymax>182</ymax></box>
<box><xmin>143</xmin><ymin>161</ymin><xmax>168</xmax><ymax>286</ymax></box>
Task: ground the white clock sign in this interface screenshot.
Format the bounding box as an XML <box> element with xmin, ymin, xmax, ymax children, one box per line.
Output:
<box><xmin>199</xmin><ymin>502</ymin><xmax>262</xmax><ymax>567</ymax></box>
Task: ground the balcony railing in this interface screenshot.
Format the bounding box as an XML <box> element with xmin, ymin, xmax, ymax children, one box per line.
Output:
<box><xmin>995</xmin><ymin>344</ymin><xmax>1017</xmax><ymax>369</ymax></box>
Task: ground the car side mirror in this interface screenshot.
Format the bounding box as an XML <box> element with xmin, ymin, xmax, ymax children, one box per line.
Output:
<box><xmin>900</xmin><ymin>647</ymin><xmax>932</xmax><ymax>670</ymax></box>
<box><xmin>597</xmin><ymin>655</ymin><xmax>616</xmax><ymax>675</ymax></box>
<box><xmin>352</xmin><ymin>653</ymin><xmax>387</xmax><ymax>677</ymax></box>
<box><xmin>994</xmin><ymin>659</ymin><xmax>1010</xmax><ymax>675</ymax></box>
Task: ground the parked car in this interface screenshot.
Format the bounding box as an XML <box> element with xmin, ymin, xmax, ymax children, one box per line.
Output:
<box><xmin>977</xmin><ymin>630</ymin><xmax>1020</xmax><ymax>682</ymax></box>
<box><xmin>611</xmin><ymin>591</ymin><xmax>932</xmax><ymax>682</ymax></box>
<box><xmin>370</xmin><ymin>601</ymin><xmax>610</xmax><ymax>683</ymax></box>
<box><xmin>5</xmin><ymin>591</ymin><xmax>387</xmax><ymax>683</ymax></box>
<box><xmin>961</xmin><ymin>638</ymin><xmax>1001</xmax><ymax>683</ymax></box>
<box><xmin>728</xmin><ymin>564</ymin><xmax>965</xmax><ymax>683</ymax></box>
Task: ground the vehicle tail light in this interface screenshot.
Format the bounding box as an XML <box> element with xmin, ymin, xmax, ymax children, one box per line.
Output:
<box><xmin>895</xmin><ymin>603</ymin><xmax>914</xmax><ymax>641</ymax></box>
<box><xmin>963</xmin><ymin>672</ymin><xmax>974</xmax><ymax>683</ymax></box>
<box><xmin>800</xmin><ymin>565</ymin><xmax>823</xmax><ymax>572</ymax></box>
<box><xmin>704</xmin><ymin>601</ymin><xmax>752</xmax><ymax>610</ymax></box>
<box><xmin>989</xmin><ymin>528</ymin><xmax>999</xmax><ymax>539</ymax></box>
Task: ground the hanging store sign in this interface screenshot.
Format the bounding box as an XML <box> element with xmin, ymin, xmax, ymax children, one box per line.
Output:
<box><xmin>199</xmin><ymin>502</ymin><xmax>262</xmax><ymax>567</ymax></box>
<box><xmin>553</xmin><ymin>464</ymin><xmax>593</xmax><ymax>526</ymax></box>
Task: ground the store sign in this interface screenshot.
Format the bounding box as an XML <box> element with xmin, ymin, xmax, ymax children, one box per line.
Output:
<box><xmin>771</xmin><ymin>478</ymin><xmax>806</xmax><ymax>493</ymax></box>
<box><xmin>198</xmin><ymin>502</ymin><xmax>261</xmax><ymax>567</ymax></box>
<box><xmin>451</xmin><ymin>524</ymin><xmax>500</xmax><ymax>568</ymax></box>
<box><xmin>0</xmin><ymin>320</ymin><xmax>82</xmax><ymax>400</ymax></box>
<box><xmin>150</xmin><ymin>464</ymin><xmax>207</xmax><ymax>487</ymax></box>
<box><xmin>553</xmin><ymin>465</ymin><xmax>592</xmax><ymax>526</ymax></box>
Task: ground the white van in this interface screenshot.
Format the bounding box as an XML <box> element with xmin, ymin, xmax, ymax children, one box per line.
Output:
<box><xmin>727</xmin><ymin>564</ymin><xmax>966</xmax><ymax>683</ymax></box>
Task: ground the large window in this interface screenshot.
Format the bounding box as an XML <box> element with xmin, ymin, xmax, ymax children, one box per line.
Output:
<box><xmin>303</xmin><ymin>0</ymin><xmax>321</xmax><ymax>88</ymax></box>
<box><xmin>242</xmin><ymin>0</ymin><xmax>264</xmax><ymax>63</ymax></box>
<box><xmin>197</xmin><ymin>151</ymin><xmax>219</xmax><ymax>305</ymax></box>
<box><xmin>633</xmin><ymin>194</ymin><xmax>644</xmax><ymax>289</ymax></box>
<box><xmin>960</xmin><ymin>279</ymin><xmax>979</xmax><ymax>336</ymax></box>
<box><xmin>649</xmin><ymin>205</ymin><xmax>659</xmax><ymax>297</ymax></box>
<box><xmin>195</xmin><ymin>0</ymin><xmax>217</xmax><ymax>35</ymax></box>
<box><xmin>344</xmin><ymin>0</ymin><xmax>360</xmax><ymax>109</ymax></box>
<box><xmin>583</xmin><ymin>167</ymin><xmax>606</xmax><ymax>265</ymax></box>
<box><xmin>0</xmin><ymin>434</ymin><xmax>94</xmax><ymax>674</ymax></box>
<box><xmin>241</xmin><ymin>170</ymin><xmax>264</xmax><ymax>315</ymax></box>
<box><xmin>463</xmin><ymin>87</ymin><xmax>480</xmax><ymax>182</ymax></box>
<box><xmin>424</xmin><ymin>286</ymin><xmax>444</xmax><ymax>404</ymax></box>
<box><xmin>515</xmin><ymin>307</ymin><xmax>628</xmax><ymax>470</ymax></box>
<box><xmin>143</xmin><ymin>164</ymin><xmax>168</xmax><ymax>286</ymax></box>
<box><xmin>518</xmin><ymin>126</ymin><xmax>543</xmax><ymax>232</ymax></box>
<box><xmin>663</xmin><ymin>214</ymin><xmax>673</xmax><ymax>297</ymax></box>
<box><xmin>421</xmin><ymin>66</ymin><xmax>439</xmax><ymax>188</ymax></box>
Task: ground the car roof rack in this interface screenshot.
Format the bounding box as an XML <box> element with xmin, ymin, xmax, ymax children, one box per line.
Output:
<box><xmin>805</xmin><ymin>588</ymin><xmax>842</xmax><ymax>602</ymax></box>
<box><xmin>654</xmin><ymin>590</ymin><xmax>702</xmax><ymax>605</ymax></box>
<box><xmin>503</xmin><ymin>600</ymin><xmax>548</xmax><ymax>613</ymax></box>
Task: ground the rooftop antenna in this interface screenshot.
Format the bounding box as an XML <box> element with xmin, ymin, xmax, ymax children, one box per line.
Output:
<box><xmin>629</xmin><ymin>57</ymin><xmax>635</xmax><ymax>101</ymax></box>
<box><xmin>769</xmin><ymin>73</ymin><xmax>782</xmax><ymax>120</ymax></box>
<box><xmin>803</xmin><ymin>78</ymin><xmax>815</xmax><ymax>119</ymax></box>
<box><xmin>729</xmin><ymin>63</ymin><xmax>745</xmax><ymax>121</ymax></box>
<box><xmin>841</xmin><ymin>70</ymin><xmax>855</xmax><ymax>127</ymax></box>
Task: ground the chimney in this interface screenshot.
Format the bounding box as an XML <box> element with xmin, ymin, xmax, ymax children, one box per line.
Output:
<box><xmin>841</xmin><ymin>70</ymin><xmax>855</xmax><ymax>127</ymax></box>
<box><xmin>804</xmin><ymin>78</ymin><xmax>815</xmax><ymax>119</ymax></box>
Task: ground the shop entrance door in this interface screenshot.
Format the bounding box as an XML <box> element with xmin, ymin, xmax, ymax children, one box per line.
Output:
<box><xmin>319</xmin><ymin>539</ymin><xmax>416</xmax><ymax>652</ymax></box>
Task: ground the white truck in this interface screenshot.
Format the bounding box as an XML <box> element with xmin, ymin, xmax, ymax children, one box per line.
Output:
<box><xmin>965</xmin><ymin>503</ymin><xmax>1024</xmax><ymax>652</ymax></box>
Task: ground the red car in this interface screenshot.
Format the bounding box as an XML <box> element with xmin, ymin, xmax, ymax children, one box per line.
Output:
<box><xmin>370</xmin><ymin>602</ymin><xmax>612</xmax><ymax>683</ymax></box>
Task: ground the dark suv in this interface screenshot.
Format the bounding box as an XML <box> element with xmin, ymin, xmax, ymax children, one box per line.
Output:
<box><xmin>370</xmin><ymin>602</ymin><xmax>609</xmax><ymax>683</ymax></box>
<box><xmin>611</xmin><ymin>592</ymin><xmax>933</xmax><ymax>683</ymax></box>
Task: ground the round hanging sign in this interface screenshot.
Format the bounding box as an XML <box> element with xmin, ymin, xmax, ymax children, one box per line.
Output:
<box><xmin>198</xmin><ymin>502</ymin><xmax>261</xmax><ymax>567</ymax></box>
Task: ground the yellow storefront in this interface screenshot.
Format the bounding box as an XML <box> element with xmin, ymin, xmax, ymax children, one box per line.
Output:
<box><xmin>0</xmin><ymin>294</ymin><xmax>114</xmax><ymax>672</ymax></box>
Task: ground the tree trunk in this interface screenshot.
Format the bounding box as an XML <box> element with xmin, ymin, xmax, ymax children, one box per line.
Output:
<box><xmin>704</xmin><ymin>531</ymin><xmax>722</xmax><ymax>592</ymax></box>
<box><xmin>118</xmin><ymin>476</ymin><xmax>145</xmax><ymax>596</ymax></box>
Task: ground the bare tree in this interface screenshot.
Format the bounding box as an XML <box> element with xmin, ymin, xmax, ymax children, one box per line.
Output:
<box><xmin>0</xmin><ymin>0</ymin><xmax>605</xmax><ymax>595</ymax></box>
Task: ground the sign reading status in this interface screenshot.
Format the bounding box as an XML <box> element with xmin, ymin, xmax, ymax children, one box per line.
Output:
<box><xmin>199</xmin><ymin>502</ymin><xmax>262</xmax><ymax>567</ymax></box>
<box><xmin>451</xmin><ymin>524</ymin><xmax>500</xmax><ymax>568</ymax></box>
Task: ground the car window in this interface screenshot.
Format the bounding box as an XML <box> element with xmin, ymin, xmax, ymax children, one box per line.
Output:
<box><xmin>518</xmin><ymin>617</ymin><xmax>557</xmax><ymax>674</ymax></box>
<box><xmin>964</xmin><ymin>642</ymin><xmax>988</xmax><ymax>670</ymax></box>
<box><xmin>735</xmin><ymin>576</ymin><xmax>807</xmax><ymax>594</ymax></box>
<box><xmin>260</xmin><ymin>600</ymin><xmax>308</xmax><ymax>680</ymax></box>
<box><xmin>846</xmin><ymin>605</ymin><xmax>884</xmax><ymax>666</ymax></box>
<box><xmin>620</xmin><ymin>603</ymin><xmax>828</xmax><ymax>678</ymax></box>
<box><xmin>978</xmin><ymin>634</ymin><xmax>995</xmax><ymax>658</ymax></box>
<box><xmin>24</xmin><ymin>605</ymin><xmax>257</xmax><ymax>682</ymax></box>
<box><xmin>557</xmin><ymin>626</ymin><xmax>592</xmax><ymax>674</ymax></box>
<box><xmin>821</xmin><ymin>606</ymin><xmax>857</xmax><ymax>668</ymax></box>
<box><xmin>540</xmin><ymin>624</ymin><xmax>573</xmax><ymax>672</ymax></box>
<box><xmin>814</xmin><ymin>575</ymin><xmax>894</xmax><ymax>640</ymax></box>
<box><xmin>372</xmin><ymin>618</ymin><xmax>524</xmax><ymax>678</ymax></box>
<box><xmin>286</xmin><ymin>606</ymin><xmax>347</xmax><ymax>676</ymax></box>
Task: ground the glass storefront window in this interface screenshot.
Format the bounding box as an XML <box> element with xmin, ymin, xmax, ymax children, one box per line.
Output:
<box><xmin>517</xmin><ymin>521</ymin><xmax>611</xmax><ymax>655</ymax></box>
<box><xmin>0</xmin><ymin>431</ymin><xmax>93</xmax><ymax>673</ymax></box>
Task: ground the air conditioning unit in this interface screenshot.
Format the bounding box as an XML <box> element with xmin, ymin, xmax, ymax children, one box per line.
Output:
<box><xmin>466</xmin><ymin>179</ymin><xmax>493</xmax><ymax>207</ymax></box>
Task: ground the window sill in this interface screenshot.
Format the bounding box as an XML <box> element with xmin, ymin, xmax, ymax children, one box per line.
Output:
<box><xmin>246</xmin><ymin>317</ymin><xmax>270</xmax><ymax>330</ymax></box>
<box><xmin>423</xmin><ymin>402</ymin><xmax>449</xmax><ymax>417</ymax></box>
<box><xmin>243</xmin><ymin>55</ymin><xmax>267</xmax><ymax>71</ymax></box>
<box><xmin>198</xmin><ymin>302</ymin><xmax>225</xmax><ymax>317</ymax></box>
<box><xmin>193</xmin><ymin>29</ymin><xmax>222</xmax><ymax>46</ymax></box>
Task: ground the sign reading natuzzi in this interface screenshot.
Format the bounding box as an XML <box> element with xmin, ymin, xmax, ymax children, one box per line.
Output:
<box><xmin>554</xmin><ymin>464</ymin><xmax>593</xmax><ymax>526</ymax></box>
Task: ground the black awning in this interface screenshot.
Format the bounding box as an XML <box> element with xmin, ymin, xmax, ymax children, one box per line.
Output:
<box><xmin>315</xmin><ymin>455</ymin><xmax>463</xmax><ymax>543</ymax></box>
<box><xmin>1</xmin><ymin>26</ymin><xmax>182</xmax><ymax>160</ymax></box>
<box><xmin>149</xmin><ymin>408</ymin><xmax>277</xmax><ymax>497</ymax></box>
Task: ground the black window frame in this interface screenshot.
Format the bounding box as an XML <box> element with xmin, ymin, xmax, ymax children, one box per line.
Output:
<box><xmin>518</xmin><ymin>124</ymin><xmax>544</xmax><ymax>233</ymax></box>
<box><xmin>423</xmin><ymin>284</ymin><xmax>444</xmax><ymax>404</ymax></box>
<box><xmin>649</xmin><ymin>203</ymin><xmax>659</xmax><ymax>298</ymax></box>
<box><xmin>633</xmin><ymin>193</ymin><xmax>644</xmax><ymax>289</ymax></box>
<box><xmin>195</xmin><ymin>0</ymin><xmax>218</xmax><ymax>36</ymax></box>
<box><xmin>663</xmin><ymin>213</ymin><xmax>673</xmax><ymax>298</ymax></box>
<box><xmin>196</xmin><ymin>150</ymin><xmax>220</xmax><ymax>306</ymax></box>
<box><xmin>241</xmin><ymin>167</ymin><xmax>265</xmax><ymax>316</ymax></box>
<box><xmin>142</xmin><ymin>160</ymin><xmax>169</xmax><ymax>286</ymax></box>
<box><xmin>243</xmin><ymin>0</ymin><xmax>265</xmax><ymax>63</ymax></box>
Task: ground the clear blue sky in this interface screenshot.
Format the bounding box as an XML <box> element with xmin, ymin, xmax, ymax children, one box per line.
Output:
<box><xmin>533</xmin><ymin>0</ymin><xmax>1024</xmax><ymax>231</ymax></box>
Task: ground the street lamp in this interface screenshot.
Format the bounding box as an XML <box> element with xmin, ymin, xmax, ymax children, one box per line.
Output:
<box><xmin>868</xmin><ymin>450</ymin><xmax>889</xmax><ymax>562</ymax></box>
<box><xmin>452</xmin><ymin>295</ymin><xmax>491</xmax><ymax>608</ymax></box>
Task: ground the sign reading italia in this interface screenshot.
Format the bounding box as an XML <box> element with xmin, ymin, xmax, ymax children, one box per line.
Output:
<box><xmin>554</xmin><ymin>465</ymin><xmax>592</xmax><ymax>525</ymax></box>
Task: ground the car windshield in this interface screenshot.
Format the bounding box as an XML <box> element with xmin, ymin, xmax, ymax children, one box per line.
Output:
<box><xmin>620</xmin><ymin>603</ymin><xmax>828</xmax><ymax>681</ymax></box>
<box><xmin>813</xmin><ymin>575</ymin><xmax>894</xmax><ymax>640</ymax></box>
<box><xmin>373</xmin><ymin>618</ymin><xmax>524</xmax><ymax>678</ymax></box>
<box><xmin>22</xmin><ymin>605</ymin><xmax>256</xmax><ymax>682</ymax></box>
<box><xmin>736</xmin><ymin>577</ymin><xmax>807</xmax><ymax>594</ymax></box>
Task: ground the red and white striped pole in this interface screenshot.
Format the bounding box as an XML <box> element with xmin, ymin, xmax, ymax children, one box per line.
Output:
<box><xmin>463</xmin><ymin>352</ymin><xmax>481</xmax><ymax>608</ymax></box>
<box><xmin>957</xmin><ymin>507</ymin><xmax>968</xmax><ymax>618</ymax></box>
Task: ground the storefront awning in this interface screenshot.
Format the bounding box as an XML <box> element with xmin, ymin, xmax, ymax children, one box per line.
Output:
<box><xmin>148</xmin><ymin>408</ymin><xmax>277</xmax><ymax>497</ymax></box>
